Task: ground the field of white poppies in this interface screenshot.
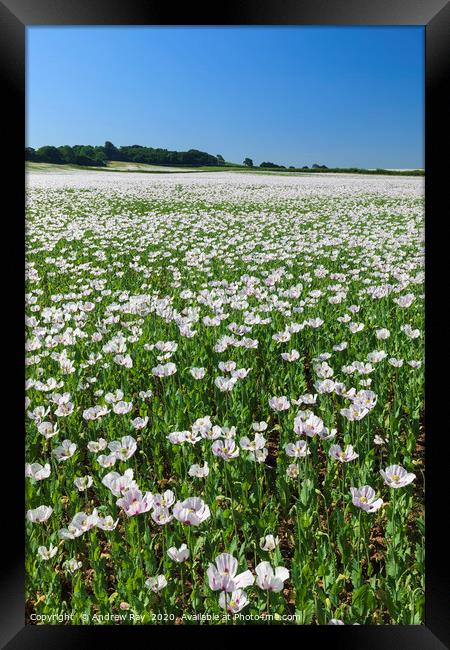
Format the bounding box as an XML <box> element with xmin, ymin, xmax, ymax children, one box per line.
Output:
<box><xmin>25</xmin><ymin>170</ymin><xmax>424</xmax><ymax>625</ymax></box>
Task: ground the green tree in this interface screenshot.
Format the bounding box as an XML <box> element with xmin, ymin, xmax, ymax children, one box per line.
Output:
<box><xmin>57</xmin><ymin>145</ymin><xmax>76</xmax><ymax>164</ymax></box>
<box><xmin>260</xmin><ymin>161</ymin><xmax>280</xmax><ymax>168</ymax></box>
<box><xmin>25</xmin><ymin>147</ymin><xmax>36</xmax><ymax>161</ymax></box>
<box><xmin>243</xmin><ymin>158</ymin><xmax>253</xmax><ymax>167</ymax></box>
<box><xmin>35</xmin><ymin>146</ymin><xmax>64</xmax><ymax>164</ymax></box>
<box><xmin>104</xmin><ymin>141</ymin><xmax>122</xmax><ymax>160</ymax></box>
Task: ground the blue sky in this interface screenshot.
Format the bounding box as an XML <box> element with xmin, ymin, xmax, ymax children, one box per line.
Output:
<box><xmin>26</xmin><ymin>26</ymin><xmax>424</xmax><ymax>168</ymax></box>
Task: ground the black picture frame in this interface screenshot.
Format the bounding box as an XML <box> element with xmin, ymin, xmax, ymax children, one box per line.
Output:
<box><xmin>1</xmin><ymin>1</ymin><xmax>449</xmax><ymax>647</ymax></box>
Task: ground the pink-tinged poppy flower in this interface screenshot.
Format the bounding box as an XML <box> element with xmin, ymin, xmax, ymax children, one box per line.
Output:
<box><xmin>83</xmin><ymin>405</ymin><xmax>110</xmax><ymax>421</ymax></box>
<box><xmin>37</xmin><ymin>421</ymin><xmax>58</xmax><ymax>439</ymax></box>
<box><xmin>52</xmin><ymin>439</ymin><xmax>77</xmax><ymax>462</ymax></box>
<box><xmin>27</xmin><ymin>505</ymin><xmax>53</xmax><ymax>523</ymax></box>
<box><xmin>231</xmin><ymin>367</ymin><xmax>251</xmax><ymax>380</ymax></box>
<box><xmin>268</xmin><ymin>396</ymin><xmax>290</xmax><ymax>411</ymax></box>
<box><xmin>63</xmin><ymin>559</ymin><xmax>82</xmax><ymax>574</ymax></box>
<box><xmin>215</xmin><ymin>376</ymin><xmax>238</xmax><ymax>392</ymax></box>
<box><xmin>219</xmin><ymin>589</ymin><xmax>249</xmax><ymax>613</ymax></box>
<box><xmin>317</xmin><ymin>426</ymin><xmax>337</xmax><ymax>441</ymax></box>
<box><xmin>131</xmin><ymin>416</ymin><xmax>148</xmax><ymax>430</ymax></box>
<box><xmin>260</xmin><ymin>534</ymin><xmax>280</xmax><ymax>551</ymax></box>
<box><xmin>97</xmin><ymin>453</ymin><xmax>117</xmax><ymax>468</ymax></box>
<box><xmin>192</xmin><ymin>416</ymin><xmax>213</xmax><ymax>436</ymax></box>
<box><xmin>167</xmin><ymin>544</ymin><xmax>190</xmax><ymax>563</ymax></box>
<box><xmin>221</xmin><ymin>426</ymin><xmax>237</xmax><ymax>439</ymax></box>
<box><xmin>293</xmin><ymin>394</ymin><xmax>317</xmax><ymax>406</ymax></box>
<box><xmin>152</xmin><ymin>362</ymin><xmax>177</xmax><ymax>377</ymax></box>
<box><xmin>367</xmin><ymin>350</ymin><xmax>387</xmax><ymax>363</ymax></box>
<box><xmin>104</xmin><ymin>389</ymin><xmax>124</xmax><ymax>404</ymax></box>
<box><xmin>350</xmin><ymin>486</ymin><xmax>383</xmax><ymax>513</ymax></box>
<box><xmin>281</xmin><ymin>349</ymin><xmax>300</xmax><ymax>362</ymax></box>
<box><xmin>218</xmin><ymin>360</ymin><xmax>237</xmax><ymax>373</ymax></box>
<box><xmin>352</xmin><ymin>390</ymin><xmax>377</xmax><ymax>410</ymax></box>
<box><xmin>248</xmin><ymin>447</ymin><xmax>268</xmax><ymax>463</ymax></box>
<box><xmin>207</xmin><ymin>553</ymin><xmax>254</xmax><ymax>592</ymax></box>
<box><xmin>255</xmin><ymin>561</ymin><xmax>289</xmax><ymax>592</ymax></box>
<box><xmin>151</xmin><ymin>506</ymin><xmax>173</xmax><ymax>525</ymax></box>
<box><xmin>240</xmin><ymin>433</ymin><xmax>266</xmax><ymax>451</ymax></box>
<box><xmin>71</xmin><ymin>509</ymin><xmax>99</xmax><ymax>533</ymax></box>
<box><xmin>307</xmin><ymin>318</ymin><xmax>324</xmax><ymax>328</ymax></box>
<box><xmin>74</xmin><ymin>475</ymin><xmax>93</xmax><ymax>491</ymax></box>
<box><xmin>340</xmin><ymin>404</ymin><xmax>369</xmax><ymax>421</ymax></box>
<box><xmin>212</xmin><ymin>439</ymin><xmax>239</xmax><ymax>461</ymax></box>
<box><xmin>96</xmin><ymin>515</ymin><xmax>119</xmax><ymax>531</ymax></box>
<box><xmin>284</xmin><ymin>440</ymin><xmax>310</xmax><ymax>458</ymax></box>
<box><xmin>190</xmin><ymin>367</ymin><xmax>206</xmax><ymax>379</ymax></box>
<box><xmin>202</xmin><ymin>425</ymin><xmax>222</xmax><ymax>441</ymax></box>
<box><xmin>394</xmin><ymin>293</ymin><xmax>415</xmax><ymax>308</ymax></box>
<box><xmin>188</xmin><ymin>462</ymin><xmax>209</xmax><ymax>478</ymax></box>
<box><xmin>329</xmin><ymin>444</ymin><xmax>358</xmax><ymax>463</ymax></box>
<box><xmin>102</xmin><ymin>469</ymin><xmax>137</xmax><ymax>497</ymax></box>
<box><xmin>167</xmin><ymin>431</ymin><xmax>189</xmax><ymax>444</ymax></box>
<box><xmin>315</xmin><ymin>379</ymin><xmax>336</xmax><ymax>394</ymax></box>
<box><xmin>388</xmin><ymin>357</ymin><xmax>404</xmax><ymax>367</ymax></box>
<box><xmin>184</xmin><ymin>430</ymin><xmax>202</xmax><ymax>444</ymax></box>
<box><xmin>116</xmin><ymin>488</ymin><xmax>154</xmax><ymax>517</ymax></box>
<box><xmin>294</xmin><ymin>413</ymin><xmax>324</xmax><ymax>437</ymax></box>
<box><xmin>314</xmin><ymin>361</ymin><xmax>334</xmax><ymax>378</ymax></box>
<box><xmin>25</xmin><ymin>462</ymin><xmax>51</xmax><ymax>481</ymax></box>
<box><xmin>87</xmin><ymin>438</ymin><xmax>108</xmax><ymax>453</ymax></box>
<box><xmin>27</xmin><ymin>405</ymin><xmax>50</xmax><ymax>423</ymax></box>
<box><xmin>252</xmin><ymin>421</ymin><xmax>268</xmax><ymax>432</ymax></box>
<box><xmin>152</xmin><ymin>490</ymin><xmax>175</xmax><ymax>509</ymax></box>
<box><xmin>380</xmin><ymin>464</ymin><xmax>416</xmax><ymax>488</ymax></box>
<box><xmin>37</xmin><ymin>544</ymin><xmax>58</xmax><ymax>560</ymax></box>
<box><xmin>58</xmin><ymin>525</ymin><xmax>81</xmax><ymax>540</ymax></box>
<box><xmin>272</xmin><ymin>330</ymin><xmax>291</xmax><ymax>343</ymax></box>
<box><xmin>173</xmin><ymin>497</ymin><xmax>211</xmax><ymax>526</ymax></box>
<box><xmin>145</xmin><ymin>575</ymin><xmax>167</xmax><ymax>592</ymax></box>
<box><xmin>108</xmin><ymin>435</ymin><xmax>137</xmax><ymax>460</ymax></box>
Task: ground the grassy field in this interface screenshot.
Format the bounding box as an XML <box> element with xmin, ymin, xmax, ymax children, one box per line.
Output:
<box><xmin>25</xmin><ymin>170</ymin><xmax>424</xmax><ymax>625</ymax></box>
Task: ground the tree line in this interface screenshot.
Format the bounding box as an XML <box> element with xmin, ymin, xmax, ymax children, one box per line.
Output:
<box><xmin>25</xmin><ymin>141</ymin><xmax>222</xmax><ymax>167</ymax></box>
<box><xmin>243</xmin><ymin>158</ymin><xmax>327</xmax><ymax>170</ymax></box>
<box><xmin>25</xmin><ymin>143</ymin><xmax>424</xmax><ymax>175</ymax></box>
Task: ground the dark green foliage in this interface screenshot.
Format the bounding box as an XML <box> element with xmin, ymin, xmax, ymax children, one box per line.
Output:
<box><xmin>26</xmin><ymin>141</ymin><xmax>219</xmax><ymax>167</ymax></box>
<box><xmin>34</xmin><ymin>145</ymin><xmax>64</xmax><ymax>164</ymax></box>
<box><xmin>243</xmin><ymin>158</ymin><xmax>253</xmax><ymax>167</ymax></box>
<box><xmin>260</xmin><ymin>161</ymin><xmax>286</xmax><ymax>169</ymax></box>
<box><xmin>28</xmin><ymin>144</ymin><xmax>106</xmax><ymax>167</ymax></box>
<box><xmin>104</xmin><ymin>141</ymin><xmax>123</xmax><ymax>161</ymax></box>
<box><xmin>57</xmin><ymin>145</ymin><xmax>76</xmax><ymax>164</ymax></box>
<box><xmin>25</xmin><ymin>147</ymin><xmax>37</xmax><ymax>161</ymax></box>
<box><xmin>109</xmin><ymin>143</ymin><xmax>219</xmax><ymax>167</ymax></box>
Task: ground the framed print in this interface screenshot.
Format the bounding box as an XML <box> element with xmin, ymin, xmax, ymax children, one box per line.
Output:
<box><xmin>1</xmin><ymin>0</ymin><xmax>449</xmax><ymax>647</ymax></box>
